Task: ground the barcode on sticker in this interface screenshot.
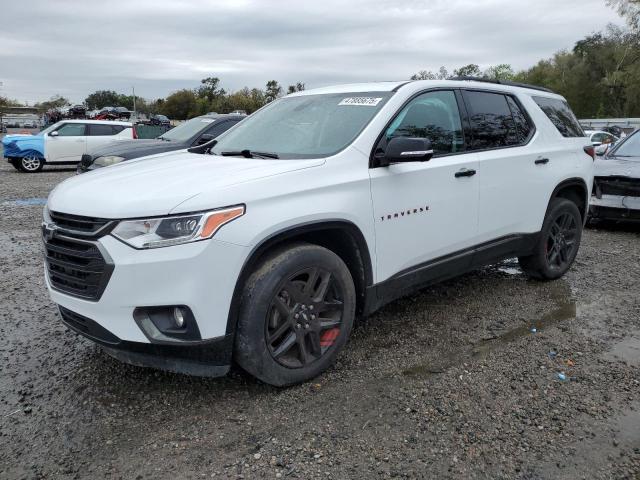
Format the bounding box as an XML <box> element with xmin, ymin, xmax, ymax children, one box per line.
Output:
<box><xmin>338</xmin><ymin>97</ymin><xmax>383</xmax><ymax>106</ymax></box>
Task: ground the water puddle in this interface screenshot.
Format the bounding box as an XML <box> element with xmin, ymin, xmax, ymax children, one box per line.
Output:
<box><xmin>403</xmin><ymin>299</ymin><xmax>577</xmax><ymax>378</ymax></box>
<box><xmin>1</xmin><ymin>198</ymin><xmax>47</xmax><ymax>206</ymax></box>
<box><xmin>494</xmin><ymin>258</ymin><xmax>522</xmax><ymax>276</ymax></box>
<box><xmin>603</xmin><ymin>335</ymin><xmax>640</xmax><ymax>367</ymax></box>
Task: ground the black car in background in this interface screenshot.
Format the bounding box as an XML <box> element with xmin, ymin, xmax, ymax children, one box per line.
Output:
<box><xmin>149</xmin><ymin>114</ymin><xmax>171</xmax><ymax>126</ymax></box>
<box><xmin>78</xmin><ymin>114</ymin><xmax>244</xmax><ymax>173</ymax></box>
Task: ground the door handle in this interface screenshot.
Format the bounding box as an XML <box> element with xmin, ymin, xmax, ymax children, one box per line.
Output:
<box><xmin>535</xmin><ymin>158</ymin><xmax>550</xmax><ymax>165</ymax></box>
<box><xmin>455</xmin><ymin>168</ymin><xmax>476</xmax><ymax>178</ymax></box>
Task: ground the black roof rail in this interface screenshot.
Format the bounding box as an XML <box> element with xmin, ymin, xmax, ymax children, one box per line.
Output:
<box><xmin>449</xmin><ymin>76</ymin><xmax>555</xmax><ymax>94</ymax></box>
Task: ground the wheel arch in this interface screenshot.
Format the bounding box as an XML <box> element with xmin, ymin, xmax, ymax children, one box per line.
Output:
<box><xmin>549</xmin><ymin>178</ymin><xmax>589</xmax><ymax>222</ymax></box>
<box><xmin>225</xmin><ymin>220</ymin><xmax>374</xmax><ymax>335</ymax></box>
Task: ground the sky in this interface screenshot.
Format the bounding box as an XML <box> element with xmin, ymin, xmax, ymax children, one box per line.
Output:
<box><xmin>0</xmin><ymin>0</ymin><xmax>624</xmax><ymax>104</ymax></box>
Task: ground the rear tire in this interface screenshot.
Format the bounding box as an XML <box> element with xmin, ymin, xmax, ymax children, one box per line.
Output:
<box><xmin>519</xmin><ymin>198</ymin><xmax>582</xmax><ymax>280</ymax></box>
<box><xmin>234</xmin><ymin>243</ymin><xmax>356</xmax><ymax>386</ymax></box>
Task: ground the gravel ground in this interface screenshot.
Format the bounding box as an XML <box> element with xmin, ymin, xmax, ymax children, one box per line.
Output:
<box><xmin>0</xmin><ymin>153</ymin><xmax>639</xmax><ymax>479</ymax></box>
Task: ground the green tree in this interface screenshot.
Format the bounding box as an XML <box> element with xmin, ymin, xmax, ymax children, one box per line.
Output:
<box><xmin>453</xmin><ymin>64</ymin><xmax>481</xmax><ymax>77</ymax></box>
<box><xmin>85</xmin><ymin>90</ymin><xmax>121</xmax><ymax>110</ymax></box>
<box><xmin>34</xmin><ymin>94</ymin><xmax>70</xmax><ymax>111</ymax></box>
<box><xmin>287</xmin><ymin>82</ymin><xmax>305</xmax><ymax>94</ymax></box>
<box><xmin>160</xmin><ymin>89</ymin><xmax>198</xmax><ymax>119</ymax></box>
<box><xmin>483</xmin><ymin>64</ymin><xmax>515</xmax><ymax>81</ymax></box>
<box><xmin>410</xmin><ymin>66</ymin><xmax>449</xmax><ymax>80</ymax></box>
<box><xmin>265</xmin><ymin>80</ymin><xmax>282</xmax><ymax>102</ymax></box>
<box><xmin>0</xmin><ymin>95</ymin><xmax>23</xmax><ymax>108</ymax></box>
<box><xmin>197</xmin><ymin>77</ymin><xmax>226</xmax><ymax>102</ymax></box>
<box><xmin>607</xmin><ymin>0</ymin><xmax>640</xmax><ymax>31</ymax></box>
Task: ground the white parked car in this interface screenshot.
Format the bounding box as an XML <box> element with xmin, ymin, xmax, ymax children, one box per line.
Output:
<box><xmin>2</xmin><ymin>120</ymin><xmax>135</xmax><ymax>172</ymax></box>
<box><xmin>43</xmin><ymin>79</ymin><xmax>593</xmax><ymax>386</ymax></box>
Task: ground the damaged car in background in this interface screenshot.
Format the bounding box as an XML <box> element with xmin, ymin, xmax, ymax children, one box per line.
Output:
<box><xmin>590</xmin><ymin>128</ymin><xmax>640</xmax><ymax>222</ymax></box>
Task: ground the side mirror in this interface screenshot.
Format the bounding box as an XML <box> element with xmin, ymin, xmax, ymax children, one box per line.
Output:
<box><xmin>381</xmin><ymin>137</ymin><xmax>433</xmax><ymax>166</ymax></box>
<box><xmin>49</xmin><ymin>131</ymin><xmax>59</xmax><ymax>137</ymax></box>
<box><xmin>196</xmin><ymin>134</ymin><xmax>214</xmax><ymax>145</ymax></box>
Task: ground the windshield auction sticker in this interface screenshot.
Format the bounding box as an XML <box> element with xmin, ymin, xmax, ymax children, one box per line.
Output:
<box><xmin>338</xmin><ymin>97</ymin><xmax>383</xmax><ymax>106</ymax></box>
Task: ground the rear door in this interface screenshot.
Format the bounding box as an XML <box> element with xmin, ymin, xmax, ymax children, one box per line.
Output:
<box><xmin>86</xmin><ymin>124</ymin><xmax>125</xmax><ymax>151</ymax></box>
<box><xmin>461</xmin><ymin>89</ymin><xmax>545</xmax><ymax>241</ymax></box>
<box><xmin>369</xmin><ymin>89</ymin><xmax>479</xmax><ymax>282</ymax></box>
<box><xmin>46</xmin><ymin>123</ymin><xmax>87</xmax><ymax>163</ymax></box>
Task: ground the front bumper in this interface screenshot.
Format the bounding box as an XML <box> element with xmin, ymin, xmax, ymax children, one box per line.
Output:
<box><xmin>59</xmin><ymin>306</ymin><xmax>233</xmax><ymax>376</ymax></box>
<box><xmin>47</xmin><ymin>234</ymin><xmax>250</xmax><ymax>344</ymax></box>
<box><xmin>589</xmin><ymin>194</ymin><xmax>640</xmax><ymax>221</ymax></box>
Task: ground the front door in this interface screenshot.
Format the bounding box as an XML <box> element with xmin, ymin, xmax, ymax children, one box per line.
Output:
<box><xmin>369</xmin><ymin>90</ymin><xmax>479</xmax><ymax>283</ymax></box>
<box><xmin>46</xmin><ymin>123</ymin><xmax>87</xmax><ymax>162</ymax></box>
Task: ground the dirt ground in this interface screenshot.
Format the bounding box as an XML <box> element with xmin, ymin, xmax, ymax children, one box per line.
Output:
<box><xmin>0</xmin><ymin>157</ymin><xmax>639</xmax><ymax>479</ymax></box>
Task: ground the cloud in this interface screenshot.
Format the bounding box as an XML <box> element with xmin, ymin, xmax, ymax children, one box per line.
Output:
<box><xmin>0</xmin><ymin>0</ymin><xmax>623</xmax><ymax>103</ymax></box>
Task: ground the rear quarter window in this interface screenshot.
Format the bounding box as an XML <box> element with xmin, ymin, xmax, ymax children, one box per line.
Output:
<box><xmin>463</xmin><ymin>91</ymin><xmax>532</xmax><ymax>150</ymax></box>
<box><xmin>532</xmin><ymin>96</ymin><xmax>584</xmax><ymax>138</ymax></box>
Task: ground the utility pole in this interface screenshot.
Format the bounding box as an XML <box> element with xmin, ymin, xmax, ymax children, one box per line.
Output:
<box><xmin>132</xmin><ymin>86</ymin><xmax>136</xmax><ymax>121</ymax></box>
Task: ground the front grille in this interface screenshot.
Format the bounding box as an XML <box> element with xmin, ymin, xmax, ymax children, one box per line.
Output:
<box><xmin>49</xmin><ymin>211</ymin><xmax>112</xmax><ymax>236</ymax></box>
<box><xmin>59</xmin><ymin>306</ymin><xmax>120</xmax><ymax>345</ymax></box>
<box><xmin>44</xmin><ymin>229</ymin><xmax>113</xmax><ymax>301</ymax></box>
<box><xmin>595</xmin><ymin>176</ymin><xmax>640</xmax><ymax>198</ymax></box>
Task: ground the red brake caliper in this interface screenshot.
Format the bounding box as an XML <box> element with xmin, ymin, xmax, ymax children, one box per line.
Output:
<box><xmin>320</xmin><ymin>328</ymin><xmax>340</xmax><ymax>347</ymax></box>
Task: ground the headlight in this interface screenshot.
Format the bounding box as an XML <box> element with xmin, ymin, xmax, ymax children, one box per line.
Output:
<box><xmin>94</xmin><ymin>155</ymin><xmax>125</xmax><ymax>167</ymax></box>
<box><xmin>111</xmin><ymin>205</ymin><xmax>245</xmax><ymax>249</ymax></box>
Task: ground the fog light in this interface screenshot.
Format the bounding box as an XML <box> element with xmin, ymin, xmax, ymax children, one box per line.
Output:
<box><xmin>133</xmin><ymin>305</ymin><xmax>201</xmax><ymax>343</ymax></box>
<box><xmin>173</xmin><ymin>307</ymin><xmax>186</xmax><ymax>328</ymax></box>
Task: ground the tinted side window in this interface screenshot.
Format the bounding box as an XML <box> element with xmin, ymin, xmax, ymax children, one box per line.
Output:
<box><xmin>204</xmin><ymin>121</ymin><xmax>234</xmax><ymax>138</ymax></box>
<box><xmin>56</xmin><ymin>123</ymin><xmax>86</xmax><ymax>136</ymax></box>
<box><xmin>112</xmin><ymin>125</ymin><xmax>125</xmax><ymax>134</ymax></box>
<box><xmin>506</xmin><ymin>96</ymin><xmax>533</xmax><ymax>144</ymax></box>
<box><xmin>385</xmin><ymin>90</ymin><xmax>464</xmax><ymax>155</ymax></box>
<box><xmin>89</xmin><ymin>124</ymin><xmax>116</xmax><ymax>136</ymax></box>
<box><xmin>464</xmin><ymin>91</ymin><xmax>524</xmax><ymax>150</ymax></box>
<box><xmin>532</xmin><ymin>96</ymin><xmax>583</xmax><ymax>137</ymax></box>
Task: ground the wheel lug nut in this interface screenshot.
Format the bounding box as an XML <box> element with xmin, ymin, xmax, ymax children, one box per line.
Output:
<box><xmin>309</xmin><ymin>305</ymin><xmax>314</xmax><ymax>310</ymax></box>
<box><xmin>296</xmin><ymin>323</ymin><xmax>301</xmax><ymax>329</ymax></box>
<box><xmin>311</xmin><ymin>315</ymin><xmax>316</xmax><ymax>320</ymax></box>
<box><xmin>294</xmin><ymin>314</ymin><xmax>299</xmax><ymax>319</ymax></box>
<box><xmin>304</xmin><ymin>324</ymin><xmax>309</xmax><ymax>329</ymax></box>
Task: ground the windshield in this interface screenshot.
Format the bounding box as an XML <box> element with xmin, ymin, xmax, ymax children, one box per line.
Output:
<box><xmin>610</xmin><ymin>130</ymin><xmax>640</xmax><ymax>158</ymax></box>
<box><xmin>211</xmin><ymin>92</ymin><xmax>392</xmax><ymax>159</ymax></box>
<box><xmin>159</xmin><ymin>116</ymin><xmax>216</xmax><ymax>142</ymax></box>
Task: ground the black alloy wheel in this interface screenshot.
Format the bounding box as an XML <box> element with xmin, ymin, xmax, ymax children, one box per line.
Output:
<box><xmin>234</xmin><ymin>243</ymin><xmax>356</xmax><ymax>386</ymax></box>
<box><xmin>266</xmin><ymin>267</ymin><xmax>345</xmax><ymax>368</ymax></box>
<box><xmin>545</xmin><ymin>212</ymin><xmax>578</xmax><ymax>271</ymax></box>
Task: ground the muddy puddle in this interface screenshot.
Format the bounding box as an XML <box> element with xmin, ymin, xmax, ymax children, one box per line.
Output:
<box><xmin>403</xmin><ymin>279</ymin><xmax>577</xmax><ymax>377</ymax></box>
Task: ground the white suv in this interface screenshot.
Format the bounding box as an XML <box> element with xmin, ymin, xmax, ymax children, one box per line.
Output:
<box><xmin>43</xmin><ymin>79</ymin><xmax>594</xmax><ymax>386</ymax></box>
<box><xmin>3</xmin><ymin>120</ymin><xmax>134</xmax><ymax>172</ymax></box>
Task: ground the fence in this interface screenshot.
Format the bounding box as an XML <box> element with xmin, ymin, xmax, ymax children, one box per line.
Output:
<box><xmin>135</xmin><ymin>125</ymin><xmax>171</xmax><ymax>139</ymax></box>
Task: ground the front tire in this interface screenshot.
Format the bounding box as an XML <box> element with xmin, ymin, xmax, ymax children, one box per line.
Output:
<box><xmin>19</xmin><ymin>155</ymin><xmax>44</xmax><ymax>173</ymax></box>
<box><xmin>234</xmin><ymin>243</ymin><xmax>356</xmax><ymax>386</ymax></box>
<box><xmin>519</xmin><ymin>198</ymin><xmax>582</xmax><ymax>280</ymax></box>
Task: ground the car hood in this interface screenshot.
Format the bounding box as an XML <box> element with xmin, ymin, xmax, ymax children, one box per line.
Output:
<box><xmin>2</xmin><ymin>134</ymin><xmax>36</xmax><ymax>144</ymax></box>
<box><xmin>88</xmin><ymin>139</ymin><xmax>186</xmax><ymax>159</ymax></box>
<box><xmin>48</xmin><ymin>151</ymin><xmax>326</xmax><ymax>218</ymax></box>
<box><xmin>594</xmin><ymin>156</ymin><xmax>640</xmax><ymax>178</ymax></box>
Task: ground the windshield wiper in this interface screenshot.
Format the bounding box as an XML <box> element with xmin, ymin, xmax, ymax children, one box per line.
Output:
<box><xmin>220</xmin><ymin>149</ymin><xmax>279</xmax><ymax>159</ymax></box>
